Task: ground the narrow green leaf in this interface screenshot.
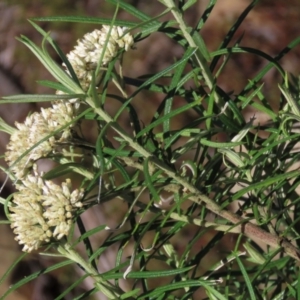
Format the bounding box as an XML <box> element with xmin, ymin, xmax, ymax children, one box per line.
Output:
<box><xmin>73</xmin><ymin>225</ymin><xmax>107</xmax><ymax>247</ymax></box>
<box><xmin>42</xmin><ymin>163</ymin><xmax>94</xmax><ymax>180</ymax></box>
<box><xmin>244</xmin><ymin>242</ymin><xmax>266</xmax><ymax>264</ymax></box>
<box><xmin>37</xmin><ymin>80</ymin><xmax>74</xmax><ymax>93</ymax></box>
<box><xmin>238</xmin><ymin>83</ymin><xmax>264</xmax><ymax>109</ymax></box>
<box><xmin>211</xmin><ymin>46</ymin><xmax>284</xmax><ymax>77</ymax></box>
<box><xmin>236</xmin><ymin>255</ymin><xmax>256</xmax><ymax>300</ymax></box>
<box><xmin>204</xmin><ymin>284</ymin><xmax>228</xmax><ymax>300</ymax></box>
<box><xmin>136</xmin><ymin>98</ymin><xmax>200</xmax><ymax>139</ymax></box>
<box><xmin>72</xmin><ymin>288</ymin><xmax>96</xmax><ymax>300</ymax></box>
<box><xmin>103</xmin><ymin>265</ymin><xmax>194</xmax><ymax>279</ymax></box>
<box><xmin>279</xmin><ymin>84</ymin><xmax>300</xmax><ymax>116</ymax></box>
<box><xmin>28</xmin><ymin>20</ymin><xmax>80</xmax><ymax>85</ymax></box>
<box><xmin>143</xmin><ymin>157</ymin><xmax>160</xmax><ymax>202</ymax></box>
<box><xmin>162</xmin><ymin>48</ymin><xmax>195</xmax><ymax>145</ymax></box>
<box><xmin>107</xmin><ymin>0</ymin><xmax>151</xmax><ymax>22</ymax></box>
<box><xmin>76</xmin><ymin>216</ymin><xmax>97</xmax><ymax>271</ymax></box>
<box><xmin>138</xmin><ymin>280</ymin><xmax>203</xmax><ymax>298</ymax></box>
<box><xmin>0</xmin><ymin>252</ymin><xmax>27</xmax><ymax>287</ymax></box>
<box><xmin>133</xmin><ymin>48</ymin><xmax>197</xmax><ymax>97</ymax></box>
<box><xmin>233</xmin><ymin>169</ymin><xmax>300</xmax><ymax>200</ymax></box>
<box><xmin>195</xmin><ymin>0</ymin><xmax>217</xmax><ymax>30</ymax></box>
<box><xmin>200</xmin><ymin>139</ymin><xmax>243</xmax><ymax>148</ymax></box>
<box><xmin>192</xmin><ymin>30</ymin><xmax>211</xmax><ymax>61</ymax></box>
<box><xmin>32</xmin><ymin>16</ymin><xmax>138</xmax><ymax>27</ymax></box>
<box><xmin>210</xmin><ymin>0</ymin><xmax>259</xmax><ymax>71</ymax></box>
<box><xmin>227</xmin><ymin>99</ymin><xmax>245</xmax><ymax>125</ymax></box>
<box><xmin>120</xmin><ymin>289</ymin><xmax>140</xmax><ymax>299</ymax></box>
<box><xmin>17</xmin><ymin>35</ymin><xmax>83</xmax><ymax>93</ymax></box>
<box><xmin>0</xmin><ymin>117</ymin><xmax>15</xmax><ymax>135</ymax></box>
<box><xmin>182</xmin><ymin>0</ymin><xmax>198</xmax><ymax>11</ymax></box>
<box><xmin>0</xmin><ymin>94</ymin><xmax>84</xmax><ymax>104</ymax></box>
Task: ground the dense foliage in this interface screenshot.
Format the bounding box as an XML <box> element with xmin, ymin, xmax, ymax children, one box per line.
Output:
<box><xmin>2</xmin><ymin>1</ymin><xmax>300</xmax><ymax>299</ymax></box>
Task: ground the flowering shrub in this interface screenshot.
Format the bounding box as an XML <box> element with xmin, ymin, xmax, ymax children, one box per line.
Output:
<box><xmin>1</xmin><ymin>1</ymin><xmax>300</xmax><ymax>299</ymax></box>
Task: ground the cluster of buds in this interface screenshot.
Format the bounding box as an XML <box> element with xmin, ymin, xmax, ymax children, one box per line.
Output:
<box><xmin>10</xmin><ymin>172</ymin><xmax>84</xmax><ymax>252</ymax></box>
<box><xmin>5</xmin><ymin>101</ymin><xmax>79</xmax><ymax>251</ymax></box>
<box><xmin>64</xmin><ymin>26</ymin><xmax>134</xmax><ymax>90</ymax></box>
<box><xmin>5</xmin><ymin>102</ymin><xmax>75</xmax><ymax>179</ymax></box>
<box><xmin>6</xmin><ymin>25</ymin><xmax>134</xmax><ymax>252</ymax></box>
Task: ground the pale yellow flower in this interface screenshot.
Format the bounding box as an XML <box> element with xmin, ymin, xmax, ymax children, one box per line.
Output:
<box><xmin>10</xmin><ymin>174</ymin><xmax>84</xmax><ymax>252</ymax></box>
<box><xmin>5</xmin><ymin>102</ymin><xmax>75</xmax><ymax>178</ymax></box>
<box><xmin>64</xmin><ymin>26</ymin><xmax>134</xmax><ymax>90</ymax></box>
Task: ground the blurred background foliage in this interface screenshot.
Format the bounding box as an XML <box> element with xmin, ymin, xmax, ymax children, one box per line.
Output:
<box><xmin>1</xmin><ymin>0</ymin><xmax>300</xmax><ymax>299</ymax></box>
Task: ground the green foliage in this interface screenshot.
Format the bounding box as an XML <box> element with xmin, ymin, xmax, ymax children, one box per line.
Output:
<box><xmin>2</xmin><ymin>0</ymin><xmax>300</xmax><ymax>299</ymax></box>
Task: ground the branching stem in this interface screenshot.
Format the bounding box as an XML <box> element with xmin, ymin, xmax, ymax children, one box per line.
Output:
<box><xmin>86</xmin><ymin>97</ymin><xmax>300</xmax><ymax>262</ymax></box>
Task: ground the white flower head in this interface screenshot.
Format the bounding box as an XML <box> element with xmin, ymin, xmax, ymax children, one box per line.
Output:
<box><xmin>64</xmin><ymin>26</ymin><xmax>134</xmax><ymax>90</ymax></box>
<box><xmin>10</xmin><ymin>175</ymin><xmax>84</xmax><ymax>252</ymax></box>
<box><xmin>5</xmin><ymin>102</ymin><xmax>76</xmax><ymax>179</ymax></box>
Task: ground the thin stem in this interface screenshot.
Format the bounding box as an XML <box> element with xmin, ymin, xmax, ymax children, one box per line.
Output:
<box><xmin>57</xmin><ymin>242</ymin><xmax>124</xmax><ymax>299</ymax></box>
<box><xmin>160</xmin><ymin>0</ymin><xmax>225</xmax><ymax>109</ymax></box>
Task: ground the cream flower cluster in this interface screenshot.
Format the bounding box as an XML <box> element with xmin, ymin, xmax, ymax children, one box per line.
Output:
<box><xmin>5</xmin><ymin>101</ymin><xmax>75</xmax><ymax>179</ymax></box>
<box><xmin>6</xmin><ymin>101</ymin><xmax>80</xmax><ymax>252</ymax></box>
<box><xmin>6</xmin><ymin>26</ymin><xmax>133</xmax><ymax>252</ymax></box>
<box><xmin>5</xmin><ymin>101</ymin><xmax>78</xmax><ymax>253</ymax></box>
<box><xmin>10</xmin><ymin>174</ymin><xmax>84</xmax><ymax>252</ymax></box>
<box><xmin>64</xmin><ymin>26</ymin><xmax>134</xmax><ymax>90</ymax></box>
